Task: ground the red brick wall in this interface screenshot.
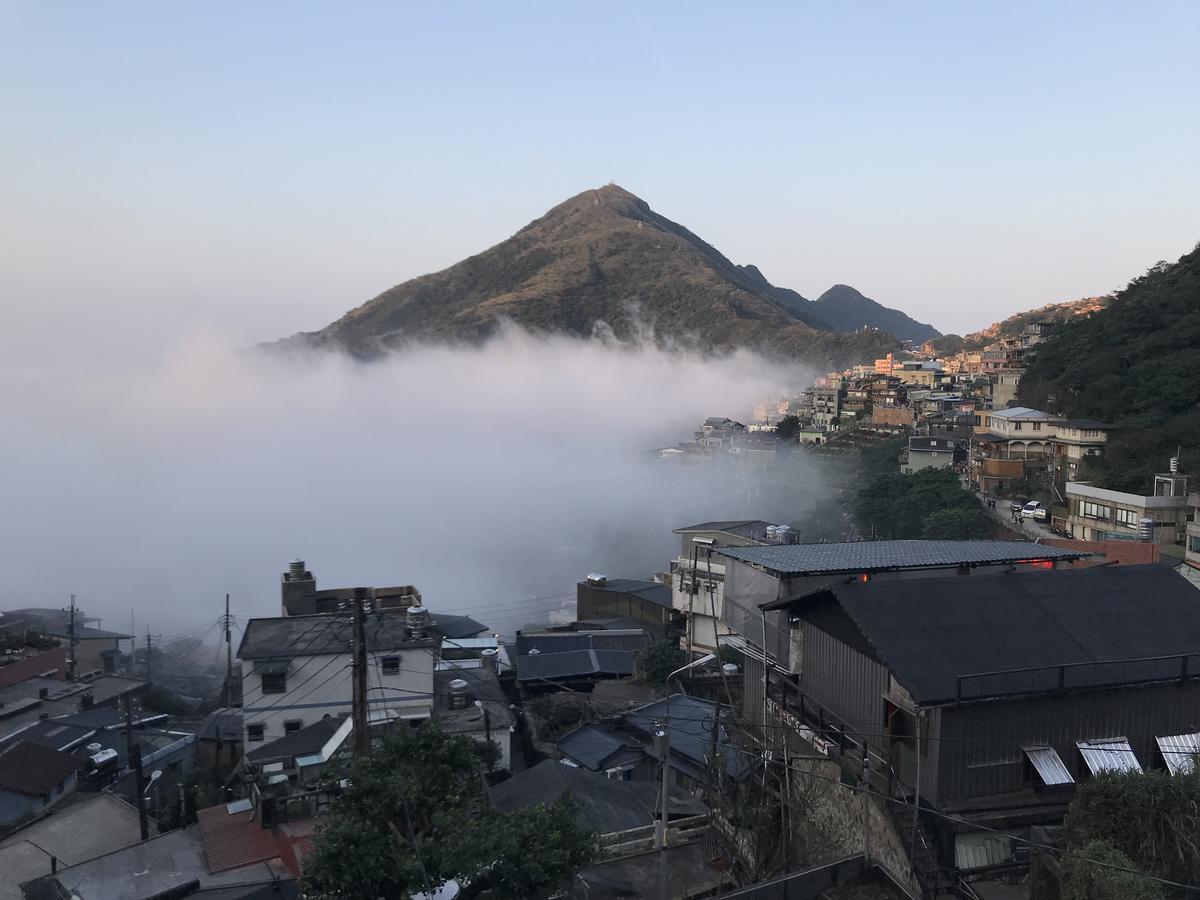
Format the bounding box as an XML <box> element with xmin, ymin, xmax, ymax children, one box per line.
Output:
<box><xmin>1043</xmin><ymin>538</ymin><xmax>1161</xmax><ymax>567</ymax></box>
<box><xmin>0</xmin><ymin>645</ymin><xmax>67</xmax><ymax>688</ymax></box>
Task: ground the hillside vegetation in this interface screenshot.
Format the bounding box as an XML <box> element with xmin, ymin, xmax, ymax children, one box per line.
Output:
<box><xmin>1019</xmin><ymin>244</ymin><xmax>1200</xmax><ymax>491</ymax></box>
<box><xmin>274</xmin><ymin>185</ymin><xmax>919</xmax><ymax>369</ymax></box>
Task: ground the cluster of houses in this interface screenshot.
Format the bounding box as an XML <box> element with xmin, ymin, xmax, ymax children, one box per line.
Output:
<box><xmin>4</xmin><ymin>514</ymin><xmax>1200</xmax><ymax>897</ymax></box>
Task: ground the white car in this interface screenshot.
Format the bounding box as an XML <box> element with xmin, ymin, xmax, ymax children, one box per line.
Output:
<box><xmin>1020</xmin><ymin>501</ymin><xmax>1045</xmax><ymax>520</ymax></box>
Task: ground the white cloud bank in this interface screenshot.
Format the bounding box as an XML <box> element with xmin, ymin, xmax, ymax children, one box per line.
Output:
<box><xmin>0</xmin><ymin>326</ymin><xmax>832</xmax><ymax>635</ymax></box>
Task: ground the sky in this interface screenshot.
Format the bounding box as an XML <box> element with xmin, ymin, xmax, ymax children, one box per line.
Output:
<box><xmin>3</xmin><ymin>0</ymin><xmax>1199</xmax><ymax>366</ymax></box>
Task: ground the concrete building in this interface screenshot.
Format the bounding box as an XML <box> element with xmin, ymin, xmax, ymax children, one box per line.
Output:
<box><xmin>670</xmin><ymin>520</ymin><xmax>792</xmax><ymax>656</ymax></box>
<box><xmin>899</xmin><ymin>436</ymin><xmax>962</xmax><ymax>474</ymax></box>
<box><xmin>237</xmin><ymin>611</ymin><xmax>437</xmax><ymax>744</ymax></box>
<box><xmin>576</xmin><ymin>577</ymin><xmax>676</xmax><ymax>639</ymax></box>
<box><xmin>0</xmin><ymin>741</ymin><xmax>81</xmax><ymax>824</ymax></box>
<box><xmin>1065</xmin><ymin>470</ymin><xmax>1191</xmax><ymax>544</ymax></box>
<box><xmin>280</xmin><ymin>558</ymin><xmax>421</xmax><ymax>617</ymax></box>
<box><xmin>432</xmin><ymin>667</ymin><xmax>514</xmax><ymax>771</ymax></box>
<box><xmin>763</xmin><ymin>565</ymin><xmax>1200</xmax><ymax>870</ymax></box>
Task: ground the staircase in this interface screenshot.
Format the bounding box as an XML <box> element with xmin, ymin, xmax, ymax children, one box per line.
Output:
<box><xmin>893</xmin><ymin>810</ymin><xmax>959</xmax><ymax>899</ymax></box>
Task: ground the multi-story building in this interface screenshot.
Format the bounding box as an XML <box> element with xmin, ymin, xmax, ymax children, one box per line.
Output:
<box><xmin>812</xmin><ymin>388</ymin><xmax>842</xmax><ymax>431</ymax></box>
<box><xmin>1065</xmin><ymin>469</ymin><xmax>1191</xmax><ymax>544</ymax></box>
<box><xmin>971</xmin><ymin>407</ymin><xmax>1110</xmax><ymax>496</ymax></box>
<box><xmin>670</xmin><ymin>520</ymin><xmax>788</xmax><ymax>656</ymax></box>
<box><xmin>237</xmin><ymin>609</ymin><xmax>437</xmax><ymax>745</ymax></box>
<box><xmin>900</xmin><ymin>436</ymin><xmax>963</xmax><ymax>474</ymax></box>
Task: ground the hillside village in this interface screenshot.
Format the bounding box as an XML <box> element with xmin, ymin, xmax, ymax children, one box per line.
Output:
<box><xmin>3</xmin><ymin>296</ymin><xmax>1200</xmax><ymax>899</ymax></box>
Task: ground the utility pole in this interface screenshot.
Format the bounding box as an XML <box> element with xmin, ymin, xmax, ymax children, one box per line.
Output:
<box><xmin>66</xmin><ymin>595</ymin><xmax>77</xmax><ymax>681</ymax></box>
<box><xmin>351</xmin><ymin>588</ymin><xmax>370</xmax><ymax>758</ymax></box>
<box><xmin>686</xmin><ymin>545</ymin><xmax>698</xmax><ymax>659</ymax></box>
<box><xmin>221</xmin><ymin>593</ymin><xmax>233</xmax><ymax>706</ymax></box>
<box><xmin>179</xmin><ymin>782</ymin><xmax>187</xmax><ymax>829</ymax></box>
<box><xmin>123</xmin><ymin>695</ymin><xmax>150</xmax><ymax>840</ymax></box>
<box><xmin>861</xmin><ymin>745</ymin><xmax>872</xmax><ymax>866</ymax></box>
<box><xmin>145</xmin><ymin>627</ymin><xmax>153</xmax><ymax>686</ymax></box>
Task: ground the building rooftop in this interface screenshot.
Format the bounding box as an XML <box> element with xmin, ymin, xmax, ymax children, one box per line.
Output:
<box><xmin>515</xmin><ymin>648</ymin><xmax>636</xmax><ymax>683</ymax></box>
<box><xmin>985</xmin><ymin>407</ymin><xmax>1056</xmax><ymax>420</ymax></box>
<box><xmin>792</xmin><ymin>565</ymin><xmax>1200</xmax><ymax>705</ymax></box>
<box><xmin>674</xmin><ymin>520</ymin><xmax>775</xmax><ymax>539</ymax></box>
<box><xmin>247</xmin><ymin>716</ymin><xmax>349</xmax><ymax>767</ymax></box>
<box><xmin>1057</xmin><ymin>419</ymin><xmax>1112</xmax><ymax>430</ymax></box>
<box><xmin>45</xmin><ymin>625</ymin><xmax>131</xmax><ymax>641</ymax></box>
<box><xmin>723</xmin><ymin>540</ymin><xmax>1087</xmax><ymax>580</ymax></box>
<box><xmin>490</xmin><ymin>759</ymin><xmax>703</xmax><ymax>835</ymax></box>
<box><xmin>197</xmin><ymin>802</ymin><xmax>290</xmax><ymax>874</ymax></box>
<box><xmin>426</xmin><ymin>613</ymin><xmax>488</xmax><ymax>640</ymax></box>
<box><xmin>21</xmin><ymin>824</ymin><xmax>290</xmax><ymax>899</ymax></box>
<box><xmin>624</xmin><ymin>695</ymin><xmax>752</xmax><ymax>781</ymax></box>
<box><xmin>237</xmin><ymin>614</ymin><xmax>435</xmax><ymax>660</ymax></box>
<box><xmin>0</xmin><ymin>793</ymin><xmax>146</xmax><ymax>892</ymax></box>
<box><xmin>558</xmin><ymin>723</ymin><xmax>646</xmax><ymax>772</ymax></box>
<box><xmin>2</xmin><ymin>719</ymin><xmax>96</xmax><ymax>753</ymax></box>
<box><xmin>0</xmin><ymin>741</ymin><xmax>81</xmax><ymax>797</ymax></box>
<box><xmin>579</xmin><ymin>578</ymin><xmax>673</xmax><ymax>610</ymax></box>
<box><xmin>432</xmin><ymin>669</ymin><xmax>514</xmax><ymax>733</ymax></box>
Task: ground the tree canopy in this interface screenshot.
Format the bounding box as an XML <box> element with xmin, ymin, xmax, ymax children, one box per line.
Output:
<box><xmin>301</xmin><ymin>724</ymin><xmax>598</xmax><ymax>899</ymax></box>
<box><xmin>855</xmin><ymin>468</ymin><xmax>996</xmax><ymax>540</ymax></box>
<box><xmin>636</xmin><ymin>640</ymin><xmax>688</xmax><ymax>687</ymax></box>
<box><xmin>1019</xmin><ymin>244</ymin><xmax>1200</xmax><ymax>492</ymax></box>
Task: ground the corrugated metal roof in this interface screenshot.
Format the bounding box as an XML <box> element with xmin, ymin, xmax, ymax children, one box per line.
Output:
<box><xmin>1077</xmin><ymin>738</ymin><xmax>1143</xmax><ymax>775</ymax></box>
<box><xmin>1157</xmin><ymin>732</ymin><xmax>1200</xmax><ymax>775</ymax></box>
<box><xmin>729</xmin><ymin>540</ymin><xmax>1086</xmax><ymax>579</ymax></box>
<box><xmin>1023</xmin><ymin>746</ymin><xmax>1074</xmax><ymax>785</ymax></box>
<box><xmin>196</xmin><ymin>802</ymin><xmax>281</xmax><ymax>873</ymax></box>
<box><xmin>955</xmin><ymin>832</ymin><xmax>1013</xmax><ymax>871</ymax></box>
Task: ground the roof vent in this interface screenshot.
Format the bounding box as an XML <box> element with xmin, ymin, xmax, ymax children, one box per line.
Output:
<box><xmin>585</xmin><ymin>573</ymin><xmax>607</xmax><ymax>586</ymax></box>
<box><xmin>288</xmin><ymin>558</ymin><xmax>306</xmax><ymax>580</ymax></box>
<box><xmin>448</xmin><ymin>678</ymin><xmax>470</xmax><ymax>710</ymax></box>
<box><xmin>480</xmin><ymin>648</ymin><xmax>499</xmax><ymax>673</ymax></box>
<box><xmin>86</xmin><ymin>742</ymin><xmax>103</xmax><ymax>754</ymax></box>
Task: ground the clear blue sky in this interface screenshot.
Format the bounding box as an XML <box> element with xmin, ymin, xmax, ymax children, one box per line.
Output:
<box><xmin>3</xmin><ymin>1</ymin><xmax>1198</xmax><ymax>364</ymax></box>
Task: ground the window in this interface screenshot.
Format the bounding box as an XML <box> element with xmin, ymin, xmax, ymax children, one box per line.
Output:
<box><xmin>1189</xmin><ymin>535</ymin><xmax>1200</xmax><ymax>554</ymax></box>
<box><xmin>247</xmin><ymin>723</ymin><xmax>265</xmax><ymax>742</ymax></box>
<box><xmin>381</xmin><ymin>656</ymin><xmax>400</xmax><ymax>675</ymax></box>
<box><xmin>261</xmin><ymin>672</ymin><xmax>287</xmax><ymax>694</ymax></box>
<box><xmin>1080</xmin><ymin>501</ymin><xmax>1110</xmax><ymax>520</ymax></box>
<box><xmin>1033</xmin><ymin>422</ymin><xmax>1042</xmax><ymax>432</ymax></box>
<box><xmin>1115</xmin><ymin>508</ymin><xmax>1139</xmax><ymax>527</ymax></box>
<box><xmin>1012</xmin><ymin>422</ymin><xmax>1023</xmax><ymax>431</ymax></box>
<box><xmin>283</xmin><ymin>719</ymin><xmax>303</xmax><ymax>734</ymax></box>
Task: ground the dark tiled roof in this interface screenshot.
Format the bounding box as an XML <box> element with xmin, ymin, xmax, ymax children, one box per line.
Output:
<box><xmin>489</xmin><ymin>760</ymin><xmax>703</xmax><ymax>834</ymax></box>
<box><xmin>516</xmin><ymin>649</ymin><xmax>635</xmax><ymax>682</ymax></box>
<box><xmin>723</xmin><ymin>540</ymin><xmax>1087</xmax><ymax>580</ymax></box>
<box><xmin>237</xmin><ymin>614</ymin><xmax>434</xmax><ymax>659</ymax></box>
<box><xmin>2</xmin><ymin>719</ymin><xmax>95</xmax><ymax>753</ymax></box>
<box><xmin>427</xmin><ymin>613</ymin><xmax>488</xmax><ymax>640</ymax></box>
<box><xmin>46</xmin><ymin>625</ymin><xmax>130</xmax><ymax>640</ymax></box>
<box><xmin>0</xmin><ymin>741</ymin><xmax>82</xmax><ymax>796</ymax></box>
<box><xmin>624</xmin><ymin>695</ymin><xmax>752</xmax><ymax>780</ymax></box>
<box><xmin>802</xmin><ymin>565</ymin><xmax>1200</xmax><ymax>705</ymax></box>
<box><xmin>558</xmin><ymin>723</ymin><xmax>645</xmax><ymax>771</ymax></box>
<box><xmin>247</xmin><ymin>715</ymin><xmax>347</xmax><ymax>764</ymax></box>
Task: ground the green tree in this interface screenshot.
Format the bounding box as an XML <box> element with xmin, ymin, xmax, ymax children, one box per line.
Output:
<box><xmin>1059</xmin><ymin>840</ymin><xmax>1163</xmax><ymax>900</ymax></box>
<box><xmin>1063</xmin><ymin>767</ymin><xmax>1200</xmax><ymax>886</ymax></box>
<box><xmin>528</xmin><ymin>692</ymin><xmax>596</xmax><ymax>741</ymax></box>
<box><xmin>301</xmin><ymin>725</ymin><xmax>598</xmax><ymax>899</ymax></box>
<box><xmin>635</xmin><ymin>640</ymin><xmax>688</xmax><ymax>687</ymax></box>
<box><xmin>775</xmin><ymin>415</ymin><xmax>801</xmax><ymax>441</ymax></box>
<box><xmin>921</xmin><ymin>507</ymin><xmax>994</xmax><ymax>540</ymax></box>
<box><xmin>855</xmin><ymin>468</ymin><xmax>997</xmax><ymax>540</ymax></box>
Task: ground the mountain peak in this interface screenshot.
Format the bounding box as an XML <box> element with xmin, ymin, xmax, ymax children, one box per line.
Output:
<box><xmin>812</xmin><ymin>284</ymin><xmax>940</xmax><ymax>343</ymax></box>
<box><xmin>276</xmin><ymin>187</ymin><xmax>911</xmax><ymax>367</ymax></box>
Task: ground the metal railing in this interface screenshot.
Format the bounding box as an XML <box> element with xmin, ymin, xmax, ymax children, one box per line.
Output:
<box><xmin>955</xmin><ymin>652</ymin><xmax>1200</xmax><ymax>703</ymax></box>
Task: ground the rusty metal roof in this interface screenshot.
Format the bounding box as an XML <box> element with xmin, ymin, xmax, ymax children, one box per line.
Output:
<box><xmin>196</xmin><ymin>802</ymin><xmax>282</xmax><ymax>873</ymax></box>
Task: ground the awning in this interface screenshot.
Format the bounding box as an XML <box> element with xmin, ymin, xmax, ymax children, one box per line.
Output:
<box><xmin>252</xmin><ymin>658</ymin><xmax>291</xmax><ymax>674</ymax></box>
<box><xmin>1077</xmin><ymin>738</ymin><xmax>1142</xmax><ymax>775</ymax></box>
<box><xmin>1156</xmin><ymin>732</ymin><xmax>1200</xmax><ymax>775</ymax></box>
<box><xmin>1023</xmin><ymin>746</ymin><xmax>1074</xmax><ymax>786</ymax></box>
<box><xmin>955</xmin><ymin>832</ymin><xmax>1013</xmax><ymax>871</ymax></box>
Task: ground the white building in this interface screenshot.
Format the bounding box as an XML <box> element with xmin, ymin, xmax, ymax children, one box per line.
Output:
<box><xmin>671</xmin><ymin>520</ymin><xmax>787</xmax><ymax>656</ymax></box>
<box><xmin>237</xmin><ymin>612</ymin><xmax>437</xmax><ymax>745</ymax></box>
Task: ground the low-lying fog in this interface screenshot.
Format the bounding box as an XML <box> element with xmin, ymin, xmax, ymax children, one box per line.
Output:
<box><xmin>1</xmin><ymin>326</ymin><xmax>835</xmax><ymax>636</ymax></box>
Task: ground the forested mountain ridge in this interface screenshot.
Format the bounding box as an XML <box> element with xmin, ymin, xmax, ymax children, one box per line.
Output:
<box><xmin>1019</xmin><ymin>244</ymin><xmax>1200</xmax><ymax>491</ymax></box>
